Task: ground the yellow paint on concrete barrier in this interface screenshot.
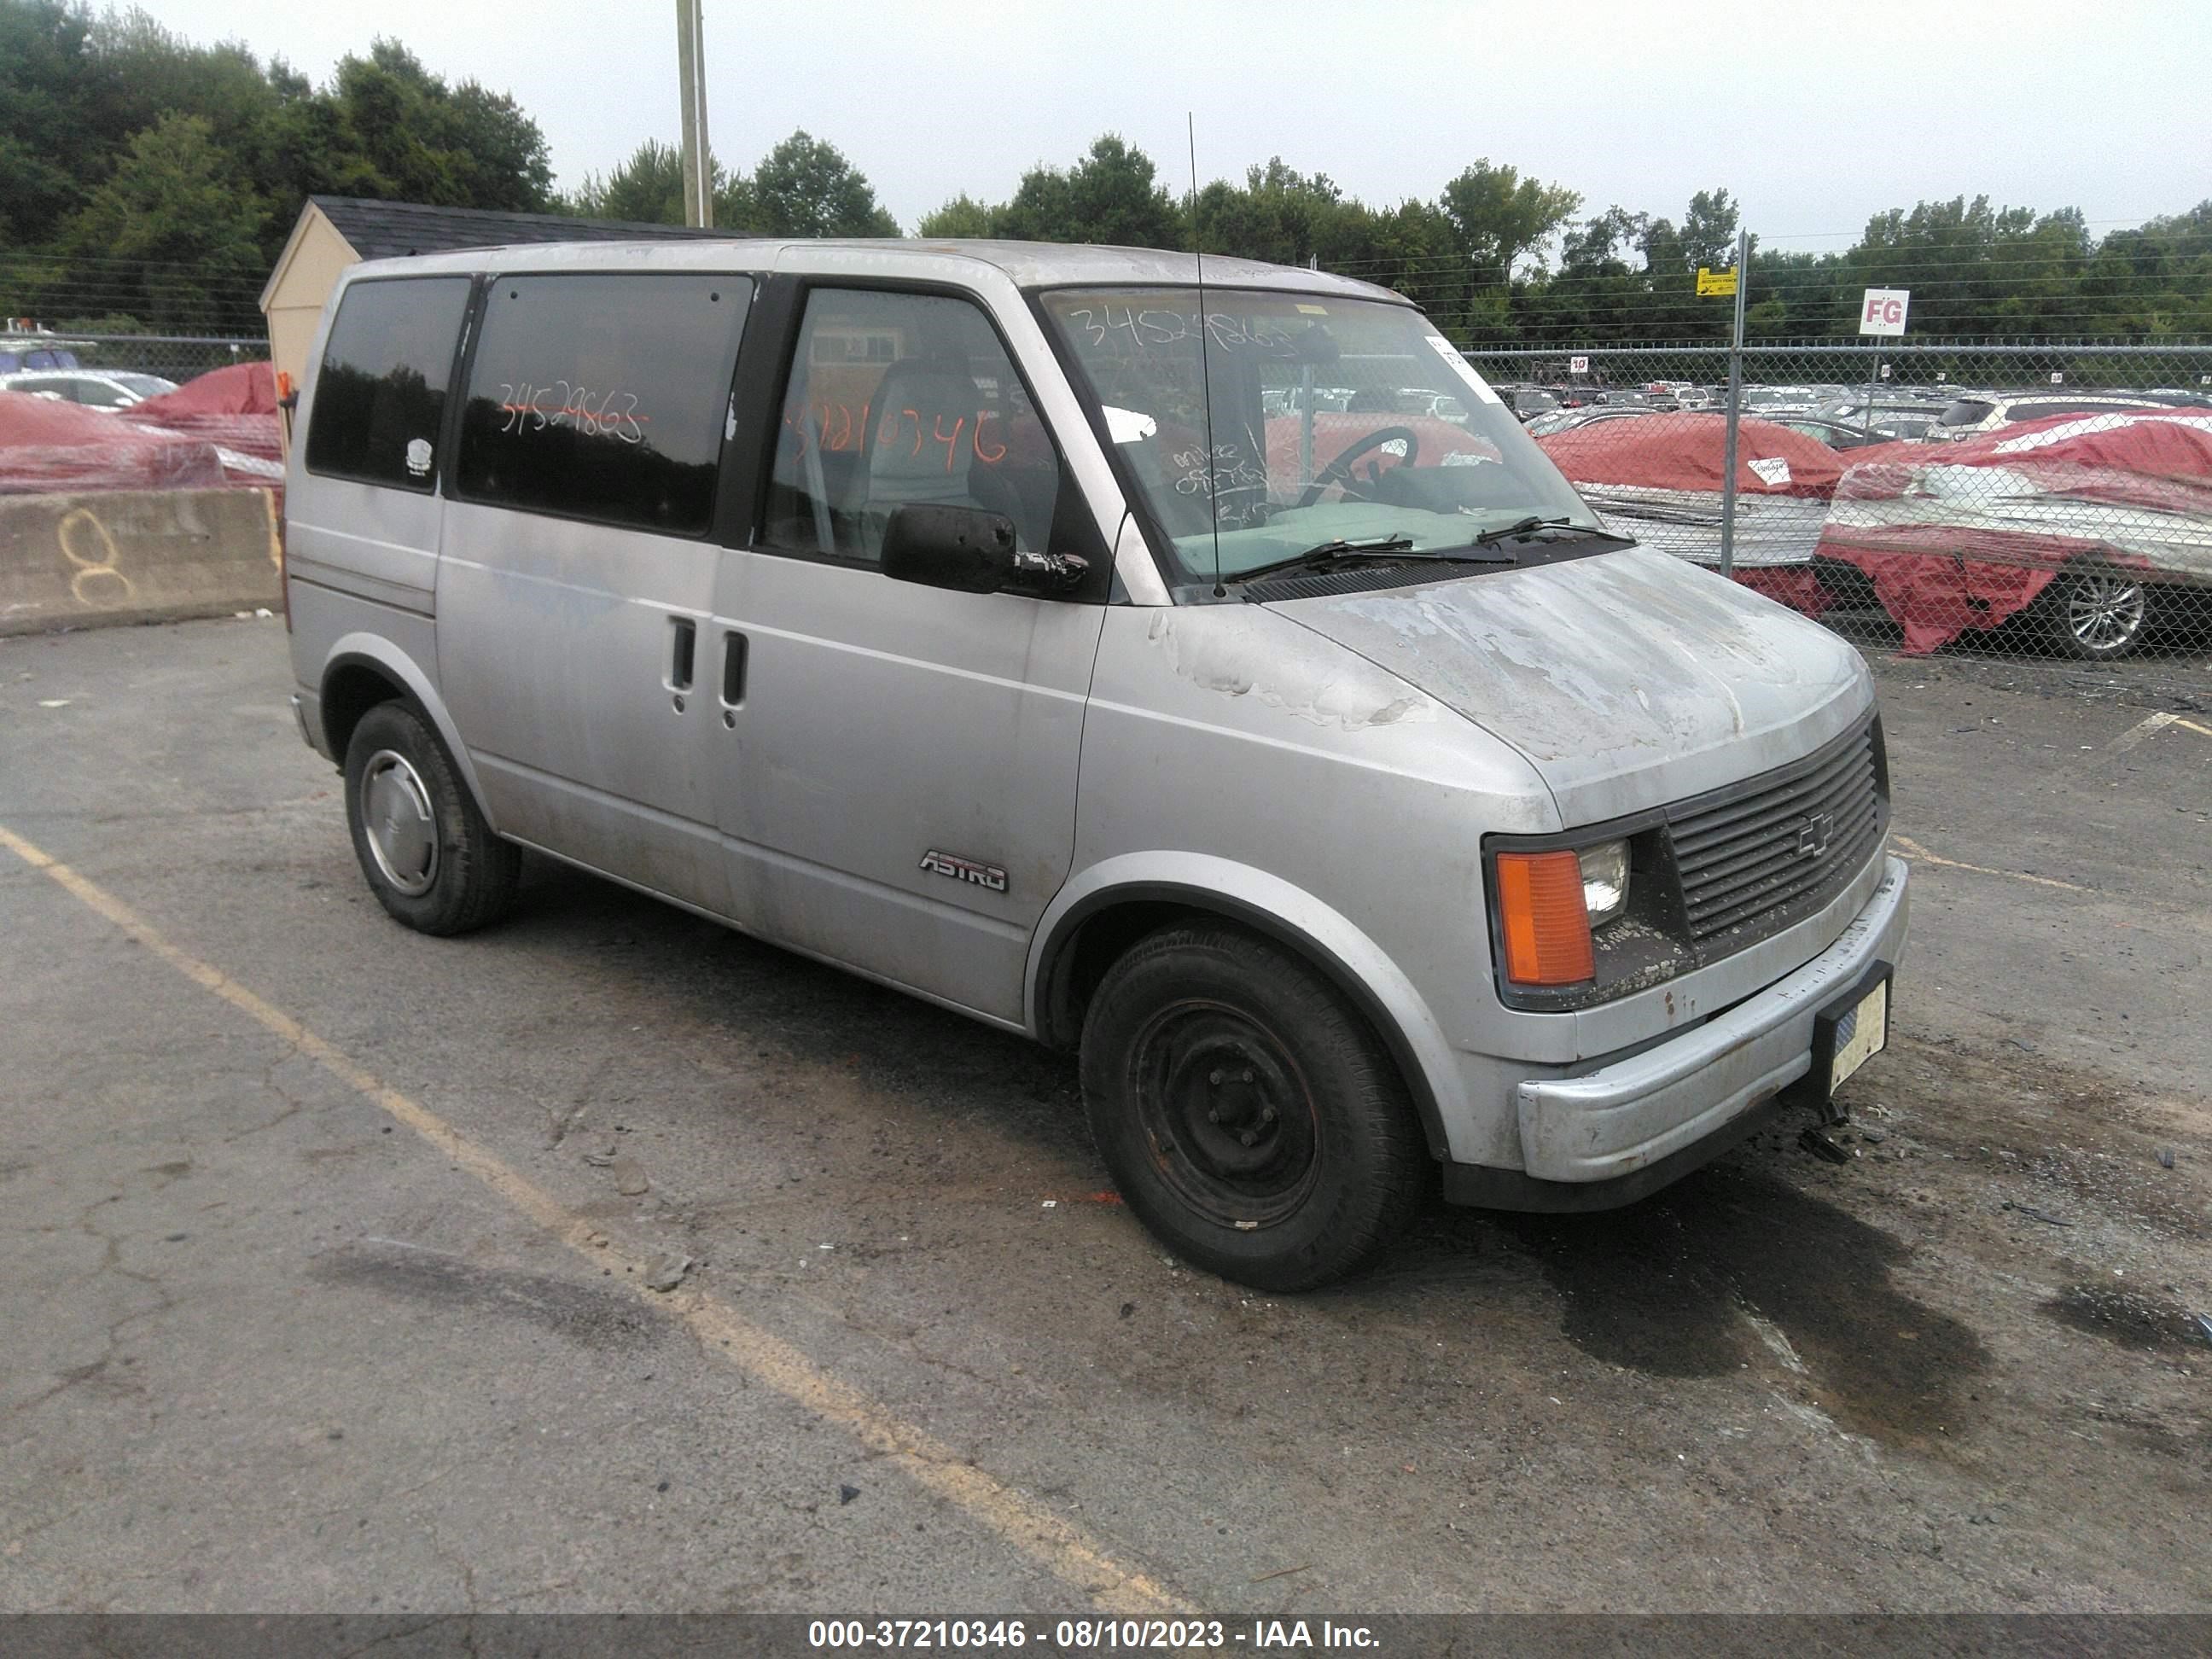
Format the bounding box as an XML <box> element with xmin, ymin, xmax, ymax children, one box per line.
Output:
<box><xmin>0</xmin><ymin>487</ymin><xmax>280</xmax><ymax>637</ymax></box>
<box><xmin>0</xmin><ymin>820</ymin><xmax>1189</xmax><ymax>1615</ymax></box>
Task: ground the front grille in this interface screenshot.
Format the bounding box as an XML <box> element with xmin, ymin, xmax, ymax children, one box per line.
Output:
<box><xmin>1666</xmin><ymin>718</ymin><xmax>1886</xmax><ymax>946</ymax></box>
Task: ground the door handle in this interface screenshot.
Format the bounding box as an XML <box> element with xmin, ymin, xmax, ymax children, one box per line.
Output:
<box><xmin>668</xmin><ymin>617</ymin><xmax>696</xmax><ymax>690</ymax></box>
<box><xmin>720</xmin><ymin>631</ymin><xmax>748</xmax><ymax>719</ymax></box>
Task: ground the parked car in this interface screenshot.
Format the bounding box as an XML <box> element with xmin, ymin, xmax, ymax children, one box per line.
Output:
<box><xmin>1522</xmin><ymin>405</ymin><xmax>1655</xmax><ymax>438</ymax></box>
<box><xmin>1927</xmin><ymin>390</ymin><xmax>2203</xmax><ymax>442</ymax></box>
<box><xmin>0</xmin><ymin>339</ymin><xmax>84</xmax><ymax>375</ymax></box>
<box><xmin>282</xmin><ymin>241</ymin><xmax>1906</xmax><ymax>1289</ymax></box>
<box><xmin>0</xmin><ymin>369</ymin><xmax>178</xmax><ymax>408</ymax></box>
<box><xmin>1490</xmin><ymin>382</ymin><xmax>1561</xmax><ymax>422</ymax></box>
<box><xmin>1820</xmin><ymin>407</ymin><xmax>2212</xmax><ymax>659</ymax></box>
<box><xmin>1738</xmin><ymin>385</ymin><xmax>1826</xmax><ymax>416</ymax></box>
<box><xmin>1394</xmin><ymin>387</ymin><xmax>1472</xmax><ymax>424</ymax></box>
<box><xmin>1811</xmin><ymin>400</ymin><xmax>1941</xmax><ymax>441</ymax></box>
<box><xmin>1775</xmin><ymin>414</ymin><xmax>1936</xmax><ymax>451</ymax></box>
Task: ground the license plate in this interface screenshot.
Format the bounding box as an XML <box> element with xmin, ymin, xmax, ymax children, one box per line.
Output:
<box><xmin>1826</xmin><ymin>978</ymin><xmax>1889</xmax><ymax>1095</ymax></box>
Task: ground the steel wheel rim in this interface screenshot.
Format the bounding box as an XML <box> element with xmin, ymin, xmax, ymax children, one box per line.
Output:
<box><xmin>361</xmin><ymin>749</ymin><xmax>439</xmax><ymax>897</ymax></box>
<box><xmin>2067</xmin><ymin>573</ymin><xmax>2145</xmax><ymax>652</ymax></box>
<box><xmin>1128</xmin><ymin>998</ymin><xmax>1320</xmax><ymax>1229</ymax></box>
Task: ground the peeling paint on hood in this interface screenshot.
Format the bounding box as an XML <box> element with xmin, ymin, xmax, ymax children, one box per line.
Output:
<box><xmin>1266</xmin><ymin>546</ymin><xmax>1871</xmax><ymax>823</ymax></box>
<box><xmin>1144</xmin><ymin>608</ymin><xmax>1440</xmax><ymax>731</ymax></box>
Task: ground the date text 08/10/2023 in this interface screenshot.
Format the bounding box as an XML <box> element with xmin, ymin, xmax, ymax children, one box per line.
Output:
<box><xmin>806</xmin><ymin>1619</ymin><xmax>1381</xmax><ymax>1650</ymax></box>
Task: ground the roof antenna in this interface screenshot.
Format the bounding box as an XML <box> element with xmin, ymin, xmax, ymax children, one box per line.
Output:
<box><xmin>1188</xmin><ymin>113</ymin><xmax>1225</xmax><ymax>600</ymax></box>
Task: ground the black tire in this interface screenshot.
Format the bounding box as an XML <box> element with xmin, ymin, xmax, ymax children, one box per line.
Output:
<box><xmin>2036</xmin><ymin>567</ymin><xmax>2151</xmax><ymax>660</ymax></box>
<box><xmin>342</xmin><ymin>700</ymin><xmax>520</xmax><ymax>935</ymax></box>
<box><xmin>1079</xmin><ymin>920</ymin><xmax>1428</xmax><ymax>1291</ymax></box>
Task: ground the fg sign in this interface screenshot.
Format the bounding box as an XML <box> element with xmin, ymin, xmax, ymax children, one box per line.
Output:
<box><xmin>1860</xmin><ymin>288</ymin><xmax>1910</xmax><ymax>336</ymax></box>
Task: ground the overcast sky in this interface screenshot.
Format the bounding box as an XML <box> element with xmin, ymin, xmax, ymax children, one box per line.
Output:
<box><xmin>146</xmin><ymin>0</ymin><xmax>2209</xmax><ymax>249</ymax></box>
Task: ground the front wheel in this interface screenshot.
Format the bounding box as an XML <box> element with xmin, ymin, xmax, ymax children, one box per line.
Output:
<box><xmin>1079</xmin><ymin>921</ymin><xmax>1428</xmax><ymax>1290</ymax></box>
<box><xmin>2040</xmin><ymin>568</ymin><xmax>2150</xmax><ymax>660</ymax></box>
<box><xmin>342</xmin><ymin>701</ymin><xmax>520</xmax><ymax>935</ymax></box>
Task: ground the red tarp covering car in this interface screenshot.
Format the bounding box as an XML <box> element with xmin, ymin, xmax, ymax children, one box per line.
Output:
<box><xmin>0</xmin><ymin>390</ymin><xmax>226</xmax><ymax>495</ymax></box>
<box><xmin>1538</xmin><ymin>416</ymin><xmax>1846</xmax><ymax>614</ymax></box>
<box><xmin>1818</xmin><ymin>408</ymin><xmax>2212</xmax><ymax>654</ymax></box>
<box><xmin>123</xmin><ymin>361</ymin><xmax>284</xmax><ymax>484</ymax></box>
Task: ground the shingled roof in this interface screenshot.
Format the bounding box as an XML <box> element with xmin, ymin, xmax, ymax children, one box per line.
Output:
<box><xmin>309</xmin><ymin>195</ymin><xmax>741</xmax><ymax>261</ymax></box>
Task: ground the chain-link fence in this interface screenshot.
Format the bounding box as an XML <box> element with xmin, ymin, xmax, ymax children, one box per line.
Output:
<box><xmin>1461</xmin><ymin>341</ymin><xmax>2212</xmax><ymax>684</ymax></box>
<box><xmin>0</xmin><ymin>331</ymin><xmax>268</xmax><ymax>390</ymax></box>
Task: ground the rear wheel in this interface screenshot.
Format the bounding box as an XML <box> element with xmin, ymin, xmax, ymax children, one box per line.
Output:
<box><xmin>1079</xmin><ymin>921</ymin><xmax>1427</xmax><ymax>1290</ymax></box>
<box><xmin>342</xmin><ymin>701</ymin><xmax>519</xmax><ymax>935</ymax></box>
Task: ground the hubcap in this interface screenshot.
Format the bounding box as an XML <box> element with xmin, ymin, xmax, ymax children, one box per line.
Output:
<box><xmin>2067</xmin><ymin>573</ymin><xmax>2146</xmax><ymax>653</ymax></box>
<box><xmin>361</xmin><ymin>749</ymin><xmax>439</xmax><ymax>897</ymax></box>
<box><xmin>1130</xmin><ymin>1000</ymin><xmax>1318</xmax><ymax>1229</ymax></box>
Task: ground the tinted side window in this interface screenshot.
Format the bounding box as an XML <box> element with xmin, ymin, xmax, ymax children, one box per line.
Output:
<box><xmin>763</xmin><ymin>288</ymin><xmax>1063</xmax><ymax>563</ymax></box>
<box><xmin>76</xmin><ymin>380</ymin><xmax>133</xmax><ymax>408</ymax></box>
<box><xmin>306</xmin><ymin>276</ymin><xmax>471</xmax><ymax>490</ymax></box>
<box><xmin>454</xmin><ymin>274</ymin><xmax>750</xmax><ymax>536</ymax></box>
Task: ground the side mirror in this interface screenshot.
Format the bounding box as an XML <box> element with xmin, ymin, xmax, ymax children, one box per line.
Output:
<box><xmin>880</xmin><ymin>504</ymin><xmax>1089</xmax><ymax>597</ymax></box>
<box><xmin>881</xmin><ymin>504</ymin><xmax>1017</xmax><ymax>594</ymax></box>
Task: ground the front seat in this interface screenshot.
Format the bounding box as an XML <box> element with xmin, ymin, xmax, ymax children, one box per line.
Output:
<box><xmin>860</xmin><ymin>357</ymin><xmax>985</xmax><ymax>556</ymax></box>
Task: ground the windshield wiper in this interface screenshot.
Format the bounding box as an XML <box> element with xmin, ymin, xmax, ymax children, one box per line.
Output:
<box><xmin>1232</xmin><ymin>536</ymin><xmax>1511</xmax><ymax>585</ymax></box>
<box><xmin>1470</xmin><ymin>515</ymin><xmax>1621</xmax><ymax>548</ymax></box>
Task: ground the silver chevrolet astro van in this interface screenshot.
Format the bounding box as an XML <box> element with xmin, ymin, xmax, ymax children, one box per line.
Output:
<box><xmin>282</xmin><ymin>240</ymin><xmax>1907</xmax><ymax>1289</ymax></box>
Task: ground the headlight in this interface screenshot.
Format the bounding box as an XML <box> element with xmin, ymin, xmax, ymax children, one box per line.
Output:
<box><xmin>1578</xmin><ymin>839</ymin><xmax>1631</xmax><ymax>926</ymax></box>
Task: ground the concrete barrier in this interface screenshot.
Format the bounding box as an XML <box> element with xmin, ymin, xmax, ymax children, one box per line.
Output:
<box><xmin>0</xmin><ymin>488</ymin><xmax>281</xmax><ymax>637</ymax></box>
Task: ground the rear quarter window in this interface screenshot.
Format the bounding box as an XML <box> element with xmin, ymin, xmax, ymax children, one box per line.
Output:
<box><xmin>452</xmin><ymin>273</ymin><xmax>752</xmax><ymax>537</ymax></box>
<box><xmin>306</xmin><ymin>276</ymin><xmax>473</xmax><ymax>491</ymax></box>
<box><xmin>1940</xmin><ymin>399</ymin><xmax>1995</xmax><ymax>427</ymax></box>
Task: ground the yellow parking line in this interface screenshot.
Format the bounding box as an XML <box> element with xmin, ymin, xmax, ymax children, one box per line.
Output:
<box><xmin>2175</xmin><ymin>718</ymin><xmax>2212</xmax><ymax>740</ymax></box>
<box><xmin>1890</xmin><ymin>834</ymin><xmax>2089</xmax><ymax>893</ymax></box>
<box><xmin>0</xmin><ymin>822</ymin><xmax>1187</xmax><ymax>1615</ymax></box>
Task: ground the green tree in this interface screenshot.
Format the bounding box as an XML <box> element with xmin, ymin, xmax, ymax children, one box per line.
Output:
<box><xmin>995</xmin><ymin>136</ymin><xmax>1182</xmax><ymax>248</ymax></box>
<box><xmin>1438</xmin><ymin>160</ymin><xmax>1580</xmax><ymax>282</ymax></box>
<box><xmin>52</xmin><ymin>110</ymin><xmax>268</xmax><ymax>330</ymax></box>
<box><xmin>1679</xmin><ymin>188</ymin><xmax>1740</xmax><ymax>272</ymax></box>
<box><xmin>562</xmin><ymin>139</ymin><xmax>690</xmax><ymax>224</ymax></box>
<box><xmin>0</xmin><ymin>0</ymin><xmax>106</xmax><ymax>246</ymax></box>
<box><xmin>313</xmin><ymin>40</ymin><xmax>552</xmax><ymax>212</ymax></box>
<box><xmin>914</xmin><ymin>193</ymin><xmax>998</xmax><ymax>239</ymax></box>
<box><xmin>736</xmin><ymin>131</ymin><xmax>899</xmax><ymax>237</ymax></box>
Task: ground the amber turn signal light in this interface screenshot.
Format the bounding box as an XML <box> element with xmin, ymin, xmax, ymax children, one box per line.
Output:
<box><xmin>1495</xmin><ymin>850</ymin><xmax>1596</xmax><ymax>986</ymax></box>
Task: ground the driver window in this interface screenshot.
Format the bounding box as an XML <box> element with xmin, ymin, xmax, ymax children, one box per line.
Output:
<box><xmin>761</xmin><ymin>289</ymin><xmax>1063</xmax><ymax>565</ymax></box>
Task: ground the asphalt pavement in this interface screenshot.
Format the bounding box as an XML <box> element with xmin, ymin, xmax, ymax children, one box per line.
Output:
<box><xmin>3</xmin><ymin>617</ymin><xmax>2208</xmax><ymax>1613</ymax></box>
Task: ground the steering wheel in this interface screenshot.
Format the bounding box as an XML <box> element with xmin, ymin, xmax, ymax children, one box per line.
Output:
<box><xmin>1297</xmin><ymin>426</ymin><xmax>1421</xmax><ymax>508</ymax></box>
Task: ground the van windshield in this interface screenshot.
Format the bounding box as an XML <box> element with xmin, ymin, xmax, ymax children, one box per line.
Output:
<box><xmin>1040</xmin><ymin>288</ymin><xmax>1600</xmax><ymax>587</ymax></box>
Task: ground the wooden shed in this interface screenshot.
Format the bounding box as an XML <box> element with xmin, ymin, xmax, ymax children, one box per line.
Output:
<box><xmin>258</xmin><ymin>196</ymin><xmax>733</xmax><ymax>414</ymax></box>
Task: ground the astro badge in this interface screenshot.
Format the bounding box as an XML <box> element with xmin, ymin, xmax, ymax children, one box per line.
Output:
<box><xmin>405</xmin><ymin>437</ymin><xmax>433</xmax><ymax>478</ymax></box>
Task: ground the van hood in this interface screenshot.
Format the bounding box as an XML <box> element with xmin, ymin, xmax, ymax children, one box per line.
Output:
<box><xmin>1266</xmin><ymin>545</ymin><xmax>1871</xmax><ymax>826</ymax></box>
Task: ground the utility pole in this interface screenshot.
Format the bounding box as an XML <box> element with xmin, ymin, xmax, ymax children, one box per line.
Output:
<box><xmin>1717</xmin><ymin>227</ymin><xmax>1749</xmax><ymax>579</ymax></box>
<box><xmin>675</xmin><ymin>0</ymin><xmax>713</xmax><ymax>229</ymax></box>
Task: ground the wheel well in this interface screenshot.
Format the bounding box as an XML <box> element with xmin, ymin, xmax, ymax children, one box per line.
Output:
<box><xmin>1039</xmin><ymin>899</ymin><xmax>1195</xmax><ymax>1051</ymax></box>
<box><xmin>1037</xmin><ymin>894</ymin><xmax>1449</xmax><ymax>1160</ymax></box>
<box><xmin>320</xmin><ymin>661</ymin><xmax>406</xmax><ymax>760</ymax></box>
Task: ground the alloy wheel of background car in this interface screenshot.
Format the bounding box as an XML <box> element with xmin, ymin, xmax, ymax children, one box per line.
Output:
<box><xmin>2055</xmin><ymin>571</ymin><xmax>2149</xmax><ymax>659</ymax></box>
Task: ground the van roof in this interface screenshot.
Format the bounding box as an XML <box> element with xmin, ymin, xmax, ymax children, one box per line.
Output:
<box><xmin>340</xmin><ymin>237</ymin><xmax>1410</xmax><ymax>303</ymax></box>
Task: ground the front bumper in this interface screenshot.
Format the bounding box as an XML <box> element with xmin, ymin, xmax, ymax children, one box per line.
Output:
<box><xmin>1507</xmin><ymin>854</ymin><xmax>1909</xmax><ymax>1189</ymax></box>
